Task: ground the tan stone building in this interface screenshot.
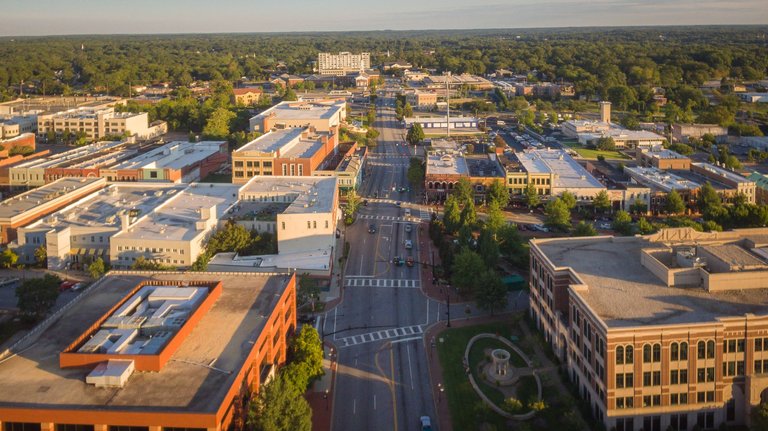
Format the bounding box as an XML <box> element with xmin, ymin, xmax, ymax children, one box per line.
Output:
<box><xmin>637</xmin><ymin>148</ymin><xmax>692</xmax><ymax>171</ymax></box>
<box><xmin>529</xmin><ymin>228</ymin><xmax>768</xmax><ymax>431</ymax></box>
<box><xmin>231</xmin><ymin>87</ymin><xmax>263</xmax><ymax>106</ymax></box>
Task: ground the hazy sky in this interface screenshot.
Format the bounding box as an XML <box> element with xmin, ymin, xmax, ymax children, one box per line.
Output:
<box><xmin>2</xmin><ymin>0</ymin><xmax>767</xmax><ymax>36</ymax></box>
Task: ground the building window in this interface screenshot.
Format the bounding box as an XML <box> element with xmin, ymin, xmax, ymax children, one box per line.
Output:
<box><xmin>616</xmin><ymin>346</ymin><xmax>624</xmax><ymax>364</ymax></box>
<box><xmin>56</xmin><ymin>425</ymin><xmax>95</xmax><ymax>431</ymax></box>
<box><xmin>697</xmin><ymin>412</ymin><xmax>714</xmax><ymax>429</ymax></box>
<box><xmin>308</xmin><ymin>221</ymin><xmax>311</xmax><ymax>229</ymax></box>
<box><xmin>670</xmin><ymin>414</ymin><xmax>688</xmax><ymax>431</ymax></box>
<box><xmin>325</xmin><ymin>220</ymin><xmax>329</xmax><ymax>229</ymax></box>
<box><xmin>644</xmin><ymin>343</ymin><xmax>660</xmax><ymax>363</ymax></box>
<box><xmin>313</xmin><ymin>220</ymin><xmax>317</xmax><ymax>229</ymax></box>
<box><xmin>282</xmin><ymin>222</ymin><xmax>286</xmax><ymax>230</ymax></box>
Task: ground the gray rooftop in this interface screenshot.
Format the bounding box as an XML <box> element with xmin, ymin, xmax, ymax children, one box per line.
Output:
<box><xmin>535</xmin><ymin>236</ymin><xmax>768</xmax><ymax>328</ymax></box>
<box><xmin>111</xmin><ymin>141</ymin><xmax>224</xmax><ymax>171</ymax></box>
<box><xmin>237</xmin><ymin>128</ymin><xmax>304</xmax><ymax>154</ymax></box>
<box><xmin>625</xmin><ymin>166</ymin><xmax>700</xmax><ymax>192</ymax></box>
<box><xmin>0</xmin><ymin>177</ymin><xmax>105</xmax><ymax>221</ymax></box>
<box><xmin>692</xmin><ymin>162</ymin><xmax>752</xmax><ymax>184</ymax></box>
<box><xmin>237</xmin><ymin>176</ymin><xmax>337</xmax><ymax>215</ymax></box>
<box><xmin>426</xmin><ymin>153</ymin><xmax>469</xmax><ymax>176</ymax></box>
<box><xmin>251</xmin><ymin>100</ymin><xmax>344</xmax><ymax>122</ymax></box>
<box><xmin>0</xmin><ymin>272</ymin><xmax>291</xmax><ymax>412</ymax></box>
<box><xmin>516</xmin><ymin>149</ymin><xmax>604</xmax><ymax>190</ymax></box>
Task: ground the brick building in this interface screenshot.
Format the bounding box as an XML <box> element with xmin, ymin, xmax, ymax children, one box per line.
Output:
<box><xmin>529</xmin><ymin>228</ymin><xmax>768</xmax><ymax>431</ymax></box>
<box><xmin>0</xmin><ymin>271</ymin><xmax>297</xmax><ymax>430</ymax></box>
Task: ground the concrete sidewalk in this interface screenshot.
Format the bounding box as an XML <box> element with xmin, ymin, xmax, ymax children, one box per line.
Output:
<box><xmin>307</xmin><ymin>343</ymin><xmax>337</xmax><ymax>431</ymax></box>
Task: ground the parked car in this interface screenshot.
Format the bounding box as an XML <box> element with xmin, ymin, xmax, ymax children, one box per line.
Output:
<box><xmin>71</xmin><ymin>282</ymin><xmax>85</xmax><ymax>292</ymax></box>
<box><xmin>405</xmin><ymin>223</ymin><xmax>412</xmax><ymax>233</ymax></box>
<box><xmin>406</xmin><ymin>256</ymin><xmax>414</xmax><ymax>267</ymax></box>
<box><xmin>420</xmin><ymin>416</ymin><xmax>432</xmax><ymax>431</ymax></box>
<box><xmin>59</xmin><ymin>281</ymin><xmax>75</xmax><ymax>292</ymax></box>
<box><xmin>393</xmin><ymin>256</ymin><xmax>405</xmax><ymax>266</ymax></box>
<box><xmin>532</xmin><ymin>224</ymin><xmax>550</xmax><ymax>232</ymax></box>
<box><xmin>405</xmin><ymin>239</ymin><xmax>413</xmax><ymax>249</ymax></box>
<box><xmin>368</xmin><ymin>224</ymin><xmax>377</xmax><ymax>234</ymax></box>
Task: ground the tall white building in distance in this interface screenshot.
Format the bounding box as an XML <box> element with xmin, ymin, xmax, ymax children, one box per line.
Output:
<box><xmin>318</xmin><ymin>52</ymin><xmax>371</xmax><ymax>76</ymax></box>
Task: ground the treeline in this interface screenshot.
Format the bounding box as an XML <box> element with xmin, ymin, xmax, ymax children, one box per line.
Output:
<box><xmin>1</xmin><ymin>27</ymin><xmax>766</xmax><ymax>103</ymax></box>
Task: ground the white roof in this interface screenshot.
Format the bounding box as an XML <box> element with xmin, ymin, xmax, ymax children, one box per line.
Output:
<box><xmin>516</xmin><ymin>149</ymin><xmax>604</xmax><ymax>190</ymax></box>
<box><xmin>111</xmin><ymin>141</ymin><xmax>224</xmax><ymax>170</ymax></box>
<box><xmin>625</xmin><ymin>166</ymin><xmax>700</xmax><ymax>192</ymax></box>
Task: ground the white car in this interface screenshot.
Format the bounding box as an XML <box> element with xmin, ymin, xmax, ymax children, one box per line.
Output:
<box><xmin>405</xmin><ymin>239</ymin><xmax>413</xmax><ymax>249</ymax></box>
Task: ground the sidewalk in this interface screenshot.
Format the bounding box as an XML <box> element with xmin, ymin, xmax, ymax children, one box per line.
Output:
<box><xmin>307</xmin><ymin>343</ymin><xmax>337</xmax><ymax>431</ymax></box>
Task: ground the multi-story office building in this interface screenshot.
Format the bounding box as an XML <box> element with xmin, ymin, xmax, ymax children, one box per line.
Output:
<box><xmin>318</xmin><ymin>52</ymin><xmax>370</xmax><ymax>75</ymax></box>
<box><xmin>672</xmin><ymin>124</ymin><xmax>728</xmax><ymax>144</ymax></box>
<box><xmin>529</xmin><ymin>228</ymin><xmax>768</xmax><ymax>431</ymax></box>
<box><xmin>690</xmin><ymin>163</ymin><xmax>756</xmax><ymax>204</ymax></box>
<box><xmin>313</xmin><ymin>143</ymin><xmax>367</xmax><ymax>191</ymax></box>
<box><xmin>109</xmin><ymin>183</ymin><xmax>240</xmax><ymax>268</ymax></box>
<box><xmin>0</xmin><ymin>176</ymin><xmax>106</xmax><ymax>244</ymax></box>
<box><xmin>231</xmin><ymin>87</ymin><xmax>264</xmax><ymax>106</ymax></box>
<box><xmin>232</xmin><ymin>127</ymin><xmax>338</xmax><ymax>184</ymax></box>
<box><xmin>37</xmin><ymin>107</ymin><xmax>153</xmax><ymax>142</ymax></box>
<box><xmin>637</xmin><ymin>148</ymin><xmax>692</xmax><ymax>171</ymax></box>
<box><xmin>0</xmin><ymin>271</ymin><xmax>296</xmax><ymax>430</ymax></box>
<box><xmin>14</xmin><ymin>182</ymin><xmax>185</xmax><ymax>269</ymax></box>
<box><xmin>248</xmin><ymin>100</ymin><xmax>346</xmax><ymax>134</ymax></box>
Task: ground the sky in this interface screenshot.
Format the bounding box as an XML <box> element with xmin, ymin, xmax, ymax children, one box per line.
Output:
<box><xmin>2</xmin><ymin>0</ymin><xmax>767</xmax><ymax>36</ymax></box>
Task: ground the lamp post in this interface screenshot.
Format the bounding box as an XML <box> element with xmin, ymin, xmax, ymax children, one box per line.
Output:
<box><xmin>324</xmin><ymin>389</ymin><xmax>329</xmax><ymax>410</ymax></box>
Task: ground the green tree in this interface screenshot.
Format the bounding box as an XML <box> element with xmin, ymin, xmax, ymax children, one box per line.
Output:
<box><xmin>344</xmin><ymin>189</ymin><xmax>361</xmax><ymax>219</ymax></box>
<box><xmin>559</xmin><ymin>191</ymin><xmax>577</xmax><ymax>211</ymax></box>
<box><xmin>698</xmin><ymin>182</ymin><xmax>722</xmax><ymax>216</ymax></box>
<box><xmin>443</xmin><ymin>195</ymin><xmax>461</xmax><ymax>234</ymax></box>
<box><xmin>593</xmin><ymin>190</ymin><xmax>611</xmax><ymax>214</ymax></box>
<box><xmin>451</xmin><ymin>249</ymin><xmax>484</xmax><ymax>295</ymax></box>
<box><xmin>596</xmin><ymin>136</ymin><xmax>616</xmax><ymax>151</ymax></box>
<box><xmin>477</xmin><ymin>229</ymin><xmax>500</xmax><ymax>268</ymax></box>
<box><xmin>202</xmin><ymin>107</ymin><xmax>236</xmax><ymax>139</ymax></box>
<box><xmin>34</xmin><ymin>245</ymin><xmax>47</xmax><ymax>268</ymax></box>
<box><xmin>282</xmin><ymin>87</ymin><xmax>298</xmax><ymax>101</ymax></box>
<box><xmin>248</xmin><ymin>373</ymin><xmax>312</xmax><ymax>431</ymax></box>
<box><xmin>475</xmin><ymin>269</ymin><xmax>507</xmax><ymax>315</ymax></box>
<box><xmin>285</xmin><ymin>325</ymin><xmax>324</xmax><ymax>391</ymax></box>
<box><xmin>544</xmin><ymin>198</ymin><xmax>571</xmax><ymax>231</ymax></box>
<box><xmin>15</xmin><ymin>274</ymin><xmax>61</xmax><ymax>322</ymax></box>
<box><xmin>637</xmin><ymin>217</ymin><xmax>657</xmax><ymax>234</ymax></box>
<box><xmin>0</xmin><ymin>248</ymin><xmax>18</xmax><ymax>268</ymax></box>
<box><xmin>406</xmin><ymin>123</ymin><xmax>425</xmax><ymax>145</ymax></box>
<box><xmin>751</xmin><ymin>402</ymin><xmax>768</xmax><ymax>431</ymax></box>
<box><xmin>524</xmin><ymin>183</ymin><xmax>540</xmax><ymax>208</ymax></box>
<box><xmin>612</xmin><ymin>210</ymin><xmax>633</xmax><ymax>235</ymax></box>
<box><xmin>407</xmin><ymin>157</ymin><xmax>425</xmax><ymax>186</ymax></box>
<box><xmin>460</xmin><ymin>200</ymin><xmax>477</xmax><ymax>228</ymax></box>
<box><xmin>454</xmin><ymin>177</ymin><xmax>474</xmax><ymax>207</ymax></box>
<box><xmin>630</xmin><ymin>200</ymin><xmax>648</xmax><ymax>215</ymax></box>
<box><xmin>572</xmin><ymin>221</ymin><xmax>597</xmax><ymax>237</ymax></box>
<box><xmin>485</xmin><ymin>201</ymin><xmax>506</xmax><ymax>234</ymax></box>
<box><xmin>486</xmin><ymin>179</ymin><xmax>509</xmax><ymax>208</ymax></box>
<box><xmin>206</xmin><ymin>220</ymin><xmax>254</xmax><ymax>255</ymax></box>
<box><xmin>131</xmin><ymin>256</ymin><xmax>174</xmax><ymax>271</ymax></box>
<box><xmin>88</xmin><ymin>257</ymin><xmax>107</xmax><ymax>279</ymax></box>
<box><xmin>298</xmin><ymin>273</ymin><xmax>321</xmax><ymax>312</ymax></box>
<box><xmin>665</xmin><ymin>189</ymin><xmax>686</xmax><ymax>215</ymax></box>
<box><xmin>403</xmin><ymin>102</ymin><xmax>413</xmax><ymax>118</ymax></box>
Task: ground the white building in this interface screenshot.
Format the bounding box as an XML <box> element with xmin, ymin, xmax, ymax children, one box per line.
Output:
<box><xmin>37</xmin><ymin>107</ymin><xmax>152</xmax><ymax>142</ymax></box>
<box><xmin>249</xmin><ymin>100</ymin><xmax>346</xmax><ymax>134</ymax></box>
<box><xmin>109</xmin><ymin>183</ymin><xmax>240</xmax><ymax>268</ymax></box>
<box><xmin>515</xmin><ymin>148</ymin><xmax>606</xmax><ymax>200</ymax></box>
<box><xmin>317</xmin><ymin>52</ymin><xmax>371</xmax><ymax>76</ymax></box>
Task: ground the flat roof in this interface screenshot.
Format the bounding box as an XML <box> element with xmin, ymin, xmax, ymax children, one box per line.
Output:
<box><xmin>238</xmin><ymin>176</ymin><xmax>337</xmax><ymax>215</ymax></box>
<box><xmin>701</xmin><ymin>244</ymin><xmax>767</xmax><ymax>270</ymax></box>
<box><xmin>251</xmin><ymin>100</ymin><xmax>344</xmax><ymax>122</ymax></box>
<box><xmin>0</xmin><ymin>272</ymin><xmax>291</xmax><ymax>412</ymax></box>
<box><xmin>625</xmin><ymin>166</ymin><xmax>700</xmax><ymax>192</ymax></box>
<box><xmin>465</xmin><ymin>155</ymin><xmax>505</xmax><ymax>178</ymax></box>
<box><xmin>113</xmin><ymin>183</ymin><xmax>240</xmax><ymax>242</ymax></box>
<box><xmin>13</xmin><ymin>140</ymin><xmax>128</xmax><ymax>170</ymax></box>
<box><xmin>516</xmin><ymin>149</ymin><xmax>604</xmax><ymax>189</ymax></box>
<box><xmin>26</xmin><ymin>183</ymin><xmax>186</xmax><ymax>231</ymax></box>
<box><xmin>426</xmin><ymin>153</ymin><xmax>469</xmax><ymax>176</ymax></box>
<box><xmin>111</xmin><ymin>141</ymin><xmax>224</xmax><ymax>171</ymax></box>
<box><xmin>535</xmin><ymin>236</ymin><xmax>768</xmax><ymax>328</ymax></box>
<box><xmin>0</xmin><ymin>177</ymin><xmax>105</xmax><ymax>221</ymax></box>
<box><xmin>642</xmin><ymin>149</ymin><xmax>689</xmax><ymax>160</ymax></box>
<box><xmin>237</xmin><ymin>128</ymin><xmax>304</xmax><ymax>154</ymax></box>
<box><xmin>209</xmin><ymin>248</ymin><xmax>333</xmax><ymax>272</ymax></box>
<box><xmin>692</xmin><ymin>162</ymin><xmax>752</xmax><ymax>184</ymax></box>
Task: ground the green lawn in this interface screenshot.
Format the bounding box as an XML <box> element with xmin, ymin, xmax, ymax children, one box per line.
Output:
<box><xmin>561</xmin><ymin>141</ymin><xmax>630</xmax><ymax>160</ymax></box>
<box><xmin>436</xmin><ymin>319</ymin><xmax>524</xmax><ymax>430</ymax></box>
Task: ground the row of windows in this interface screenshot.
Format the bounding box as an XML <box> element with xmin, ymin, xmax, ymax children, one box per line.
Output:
<box><xmin>616</xmin><ymin>340</ymin><xmax>719</xmax><ymax>364</ymax></box>
<box><xmin>306</xmin><ymin>220</ymin><xmax>329</xmax><ymax>229</ymax></box>
<box><xmin>116</xmin><ymin>246</ymin><xmax>184</xmax><ymax>254</ymax></box>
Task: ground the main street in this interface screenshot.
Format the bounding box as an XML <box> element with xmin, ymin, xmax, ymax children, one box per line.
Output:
<box><xmin>326</xmin><ymin>92</ymin><xmax>452</xmax><ymax>431</ymax></box>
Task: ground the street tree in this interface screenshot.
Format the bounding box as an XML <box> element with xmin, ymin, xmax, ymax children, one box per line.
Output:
<box><xmin>751</xmin><ymin>402</ymin><xmax>768</xmax><ymax>431</ymax></box>
<box><xmin>443</xmin><ymin>195</ymin><xmax>461</xmax><ymax>234</ymax></box>
<box><xmin>298</xmin><ymin>273</ymin><xmax>321</xmax><ymax>312</ymax></box>
<box><xmin>596</xmin><ymin>137</ymin><xmax>616</xmax><ymax>151</ymax></box>
<box><xmin>452</xmin><ymin>249</ymin><xmax>484</xmax><ymax>295</ymax></box>
<box><xmin>559</xmin><ymin>191</ymin><xmax>577</xmax><ymax>211</ymax></box>
<box><xmin>406</xmin><ymin>123</ymin><xmax>425</xmax><ymax>145</ymax></box>
<box><xmin>545</xmin><ymin>198</ymin><xmax>571</xmax><ymax>231</ymax></box>
<box><xmin>475</xmin><ymin>269</ymin><xmax>507</xmax><ymax>315</ymax></box>
<box><xmin>665</xmin><ymin>189</ymin><xmax>686</xmax><ymax>215</ymax></box>
<box><xmin>477</xmin><ymin>229</ymin><xmax>500</xmax><ymax>268</ymax></box>
<box><xmin>460</xmin><ymin>199</ymin><xmax>477</xmax><ymax>228</ymax></box>
<box><xmin>486</xmin><ymin>179</ymin><xmax>509</xmax><ymax>208</ymax></box>
<box><xmin>454</xmin><ymin>177</ymin><xmax>474</xmax><ymax>207</ymax></box>
<box><xmin>34</xmin><ymin>245</ymin><xmax>47</xmax><ymax>268</ymax></box>
<box><xmin>285</xmin><ymin>325</ymin><xmax>324</xmax><ymax>391</ymax></box>
<box><xmin>15</xmin><ymin>274</ymin><xmax>61</xmax><ymax>322</ymax></box>
<box><xmin>630</xmin><ymin>200</ymin><xmax>648</xmax><ymax>215</ymax></box>
<box><xmin>572</xmin><ymin>221</ymin><xmax>597</xmax><ymax>237</ymax></box>
<box><xmin>88</xmin><ymin>257</ymin><xmax>107</xmax><ymax>279</ymax></box>
<box><xmin>485</xmin><ymin>201</ymin><xmax>506</xmax><ymax>234</ymax></box>
<box><xmin>403</xmin><ymin>102</ymin><xmax>413</xmax><ymax>118</ymax></box>
<box><xmin>637</xmin><ymin>217</ymin><xmax>657</xmax><ymax>234</ymax></box>
<box><xmin>202</xmin><ymin>107</ymin><xmax>236</xmax><ymax>139</ymax></box>
<box><xmin>612</xmin><ymin>210</ymin><xmax>633</xmax><ymax>235</ymax></box>
<box><xmin>248</xmin><ymin>373</ymin><xmax>312</xmax><ymax>431</ymax></box>
<box><xmin>593</xmin><ymin>190</ymin><xmax>611</xmax><ymax>214</ymax></box>
<box><xmin>407</xmin><ymin>157</ymin><xmax>425</xmax><ymax>186</ymax></box>
<box><xmin>698</xmin><ymin>182</ymin><xmax>722</xmax><ymax>215</ymax></box>
<box><xmin>282</xmin><ymin>87</ymin><xmax>298</xmax><ymax>101</ymax></box>
<box><xmin>0</xmin><ymin>248</ymin><xmax>18</xmax><ymax>268</ymax></box>
<box><xmin>524</xmin><ymin>183</ymin><xmax>540</xmax><ymax>209</ymax></box>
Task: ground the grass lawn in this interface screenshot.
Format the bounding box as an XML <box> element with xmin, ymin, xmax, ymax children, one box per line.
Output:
<box><xmin>436</xmin><ymin>318</ymin><xmax>525</xmax><ymax>430</ymax></box>
<box><xmin>563</xmin><ymin>143</ymin><xmax>630</xmax><ymax>160</ymax></box>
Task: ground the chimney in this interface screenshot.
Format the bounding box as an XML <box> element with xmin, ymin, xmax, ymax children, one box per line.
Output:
<box><xmin>599</xmin><ymin>101</ymin><xmax>611</xmax><ymax>124</ymax></box>
<box><xmin>120</xmin><ymin>211</ymin><xmax>130</xmax><ymax>232</ymax></box>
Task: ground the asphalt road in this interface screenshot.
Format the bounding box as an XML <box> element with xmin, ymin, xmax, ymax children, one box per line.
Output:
<box><xmin>327</xmin><ymin>97</ymin><xmax>447</xmax><ymax>431</ymax></box>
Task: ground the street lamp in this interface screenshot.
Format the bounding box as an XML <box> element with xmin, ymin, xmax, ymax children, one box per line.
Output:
<box><xmin>324</xmin><ymin>389</ymin><xmax>329</xmax><ymax>410</ymax></box>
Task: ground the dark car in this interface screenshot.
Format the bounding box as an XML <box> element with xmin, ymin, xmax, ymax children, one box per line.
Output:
<box><xmin>363</xmin><ymin>199</ymin><xmax>369</xmax><ymax>206</ymax></box>
<box><xmin>368</xmin><ymin>224</ymin><xmax>376</xmax><ymax>234</ymax></box>
<box><xmin>393</xmin><ymin>256</ymin><xmax>405</xmax><ymax>266</ymax></box>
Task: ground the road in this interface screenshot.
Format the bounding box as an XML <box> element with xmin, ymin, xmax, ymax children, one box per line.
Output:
<box><xmin>327</xmin><ymin>94</ymin><xmax>452</xmax><ymax>431</ymax></box>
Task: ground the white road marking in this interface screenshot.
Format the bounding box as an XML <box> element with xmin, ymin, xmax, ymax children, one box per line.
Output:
<box><xmin>353</xmin><ymin>398</ymin><xmax>357</xmax><ymax>415</ymax></box>
<box><xmin>391</xmin><ymin>336</ymin><xmax>422</xmax><ymax>344</ymax></box>
<box><xmin>374</xmin><ymin>394</ymin><xmax>377</xmax><ymax>410</ymax></box>
<box><xmin>407</xmin><ymin>344</ymin><xmax>414</xmax><ymax>390</ymax></box>
<box><xmin>337</xmin><ymin>326</ymin><xmax>424</xmax><ymax>348</ymax></box>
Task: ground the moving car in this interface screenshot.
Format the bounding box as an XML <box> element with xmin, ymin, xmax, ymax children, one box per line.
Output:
<box><xmin>405</xmin><ymin>223</ymin><xmax>412</xmax><ymax>233</ymax></box>
<box><xmin>392</xmin><ymin>256</ymin><xmax>405</xmax><ymax>266</ymax></box>
<box><xmin>406</xmin><ymin>256</ymin><xmax>414</xmax><ymax>267</ymax></box>
<box><xmin>368</xmin><ymin>224</ymin><xmax>376</xmax><ymax>234</ymax></box>
<box><xmin>420</xmin><ymin>416</ymin><xmax>432</xmax><ymax>431</ymax></box>
<box><xmin>405</xmin><ymin>239</ymin><xmax>413</xmax><ymax>249</ymax></box>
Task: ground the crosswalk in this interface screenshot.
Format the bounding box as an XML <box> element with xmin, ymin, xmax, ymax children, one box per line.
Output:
<box><xmin>336</xmin><ymin>324</ymin><xmax>424</xmax><ymax>348</ymax></box>
<box><xmin>419</xmin><ymin>210</ymin><xmax>432</xmax><ymax>221</ymax></box>
<box><xmin>345</xmin><ymin>277</ymin><xmax>421</xmax><ymax>288</ymax></box>
<box><xmin>358</xmin><ymin>214</ymin><xmax>411</xmax><ymax>222</ymax></box>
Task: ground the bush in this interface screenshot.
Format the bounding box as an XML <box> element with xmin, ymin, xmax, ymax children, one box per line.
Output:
<box><xmin>503</xmin><ymin>397</ymin><xmax>524</xmax><ymax>413</ymax></box>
